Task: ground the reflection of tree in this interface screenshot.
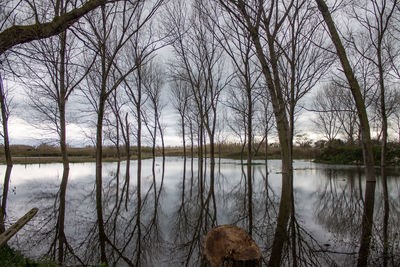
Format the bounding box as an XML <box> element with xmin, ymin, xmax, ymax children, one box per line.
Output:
<box><xmin>357</xmin><ymin>180</ymin><xmax>375</xmax><ymax>266</ymax></box>
<box><xmin>168</xmin><ymin>158</ymin><xmax>217</xmax><ymax>266</ymax></box>
<box><xmin>368</xmin><ymin>169</ymin><xmax>400</xmax><ymax>266</ymax></box>
<box><xmin>314</xmin><ymin>168</ymin><xmax>364</xmax><ymax>240</ymax></box>
<box><xmin>9</xmin><ymin>160</ymin><xmax>166</xmax><ymax>266</ymax></box>
<box><xmin>101</xmin><ymin>160</ymin><xmax>165</xmax><ymax>266</ymax></box>
<box><xmin>169</xmin><ymin>161</ymin><xmax>338</xmax><ymax>266</ymax></box>
<box><xmin>266</xmin><ymin>170</ymin><xmax>337</xmax><ymax>267</ymax></box>
<box><xmin>8</xmin><ymin>161</ymin><xmax>400</xmax><ymax>265</ymax></box>
<box><xmin>314</xmin><ymin>166</ymin><xmax>400</xmax><ymax>265</ymax></box>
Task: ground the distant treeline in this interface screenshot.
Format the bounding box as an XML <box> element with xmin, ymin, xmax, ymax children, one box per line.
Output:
<box><xmin>1</xmin><ymin>142</ymin><xmax>398</xmax><ymax>166</ymax></box>
<box><xmin>0</xmin><ymin>142</ymin><xmax>319</xmax><ymax>164</ymax></box>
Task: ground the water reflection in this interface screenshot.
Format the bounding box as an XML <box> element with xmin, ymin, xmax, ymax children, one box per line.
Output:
<box><xmin>1</xmin><ymin>160</ymin><xmax>400</xmax><ymax>266</ymax></box>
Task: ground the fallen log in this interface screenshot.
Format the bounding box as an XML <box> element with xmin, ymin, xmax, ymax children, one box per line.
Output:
<box><xmin>0</xmin><ymin>208</ymin><xmax>38</xmax><ymax>247</ymax></box>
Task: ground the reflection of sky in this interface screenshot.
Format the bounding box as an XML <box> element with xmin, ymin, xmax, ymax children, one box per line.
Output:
<box><xmin>1</xmin><ymin>159</ymin><xmax>399</xmax><ymax>265</ymax></box>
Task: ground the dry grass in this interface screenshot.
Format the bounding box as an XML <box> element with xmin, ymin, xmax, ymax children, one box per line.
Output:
<box><xmin>0</xmin><ymin>143</ymin><xmax>320</xmax><ymax>164</ymax></box>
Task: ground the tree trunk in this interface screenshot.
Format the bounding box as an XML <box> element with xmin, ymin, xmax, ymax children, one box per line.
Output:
<box><xmin>135</xmin><ymin>64</ymin><xmax>143</xmax><ymax>266</ymax></box>
<box><xmin>181</xmin><ymin>114</ymin><xmax>186</xmax><ymax>159</ymax></box>
<box><xmin>152</xmin><ymin>108</ymin><xmax>158</xmax><ymax>210</ymax></box>
<box><xmin>57</xmin><ymin>29</ymin><xmax>70</xmax><ymax>264</ymax></box>
<box><xmin>204</xmin><ymin>225</ymin><xmax>262</xmax><ymax>266</ymax></box>
<box><xmin>377</xmin><ymin>49</ymin><xmax>387</xmax><ymax>168</ymax></box>
<box><xmin>96</xmin><ymin>7</ymin><xmax>108</xmax><ymax>260</ymax></box>
<box><xmin>0</xmin><ymin>72</ymin><xmax>12</xmax><ymax>234</ymax></box>
<box><xmin>357</xmin><ymin>180</ymin><xmax>376</xmax><ymax>267</ymax></box>
<box><xmin>315</xmin><ymin>0</ymin><xmax>375</xmax><ymax>182</ymax></box>
<box><xmin>124</xmin><ymin>113</ymin><xmax>130</xmax><ymax>211</ymax></box>
<box><xmin>96</xmin><ymin>94</ymin><xmax>107</xmax><ymax>264</ymax></box>
<box><xmin>247</xmin><ymin>87</ymin><xmax>253</xmax><ymax>236</ymax></box>
<box><xmin>229</xmin><ymin>3</ymin><xmax>293</xmax><ymax>265</ymax></box>
<box><xmin>381</xmin><ymin>168</ymin><xmax>389</xmax><ymax>267</ymax></box>
<box><xmin>264</xmin><ymin>124</ymin><xmax>268</xmax><ymax>180</ymax></box>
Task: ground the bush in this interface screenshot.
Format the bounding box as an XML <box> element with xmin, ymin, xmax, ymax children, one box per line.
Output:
<box><xmin>315</xmin><ymin>143</ymin><xmax>400</xmax><ymax>165</ymax></box>
<box><xmin>0</xmin><ymin>246</ymin><xmax>58</xmax><ymax>266</ymax></box>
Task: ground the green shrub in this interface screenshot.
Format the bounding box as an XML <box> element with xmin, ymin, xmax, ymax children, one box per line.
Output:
<box><xmin>315</xmin><ymin>143</ymin><xmax>400</xmax><ymax>165</ymax></box>
<box><xmin>0</xmin><ymin>246</ymin><xmax>58</xmax><ymax>267</ymax></box>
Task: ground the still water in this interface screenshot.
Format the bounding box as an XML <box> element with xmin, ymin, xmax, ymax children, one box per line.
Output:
<box><xmin>1</xmin><ymin>158</ymin><xmax>400</xmax><ymax>266</ymax></box>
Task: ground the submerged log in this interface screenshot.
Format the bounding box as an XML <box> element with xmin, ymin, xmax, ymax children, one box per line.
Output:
<box><xmin>0</xmin><ymin>208</ymin><xmax>38</xmax><ymax>247</ymax></box>
<box><xmin>204</xmin><ymin>225</ymin><xmax>262</xmax><ymax>267</ymax></box>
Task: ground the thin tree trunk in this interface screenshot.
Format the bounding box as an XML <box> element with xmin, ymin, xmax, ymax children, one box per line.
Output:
<box><xmin>135</xmin><ymin>64</ymin><xmax>143</xmax><ymax>266</ymax></box>
<box><xmin>247</xmin><ymin>87</ymin><xmax>253</xmax><ymax>236</ymax></box>
<box><xmin>95</xmin><ymin>6</ymin><xmax>108</xmax><ymax>262</ymax></box>
<box><xmin>181</xmin><ymin>114</ymin><xmax>186</xmax><ymax>159</ymax></box>
<box><xmin>157</xmin><ymin>112</ymin><xmax>165</xmax><ymax>160</ymax></box>
<box><xmin>115</xmin><ymin>110</ymin><xmax>120</xmax><ymax>205</ymax></box>
<box><xmin>378</xmin><ymin>49</ymin><xmax>387</xmax><ymax>168</ymax></box>
<box><xmin>0</xmin><ymin>72</ymin><xmax>12</xmax><ymax>234</ymax></box>
<box><xmin>190</xmin><ymin>121</ymin><xmax>194</xmax><ymax>197</ymax></box>
<box><xmin>382</xmin><ymin>167</ymin><xmax>389</xmax><ymax>267</ymax></box>
<box><xmin>57</xmin><ymin>29</ymin><xmax>70</xmax><ymax>264</ymax></box>
<box><xmin>96</xmin><ymin>95</ymin><xmax>107</xmax><ymax>264</ymax></box>
<box><xmin>152</xmin><ymin>109</ymin><xmax>158</xmax><ymax>211</ymax></box>
<box><xmin>265</xmin><ymin>124</ymin><xmax>268</xmax><ymax>179</ymax></box>
<box><xmin>124</xmin><ymin>113</ymin><xmax>130</xmax><ymax>211</ymax></box>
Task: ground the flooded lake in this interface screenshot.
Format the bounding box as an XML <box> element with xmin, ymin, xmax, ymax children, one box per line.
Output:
<box><xmin>1</xmin><ymin>158</ymin><xmax>400</xmax><ymax>266</ymax></box>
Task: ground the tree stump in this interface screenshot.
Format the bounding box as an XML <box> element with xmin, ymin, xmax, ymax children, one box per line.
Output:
<box><xmin>203</xmin><ymin>225</ymin><xmax>262</xmax><ymax>267</ymax></box>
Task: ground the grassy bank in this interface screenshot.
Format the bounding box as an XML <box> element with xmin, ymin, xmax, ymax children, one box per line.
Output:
<box><xmin>0</xmin><ymin>144</ymin><xmax>163</xmax><ymax>164</ymax></box>
<box><xmin>0</xmin><ymin>143</ymin><xmax>319</xmax><ymax>164</ymax></box>
<box><xmin>1</xmin><ymin>143</ymin><xmax>399</xmax><ymax>165</ymax></box>
<box><xmin>0</xmin><ymin>245</ymin><xmax>58</xmax><ymax>266</ymax></box>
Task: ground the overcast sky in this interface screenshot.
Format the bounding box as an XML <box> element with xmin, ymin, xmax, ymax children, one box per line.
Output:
<box><xmin>4</xmin><ymin>74</ymin><xmax>322</xmax><ymax>148</ymax></box>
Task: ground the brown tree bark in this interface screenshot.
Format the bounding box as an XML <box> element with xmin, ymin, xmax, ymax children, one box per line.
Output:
<box><xmin>0</xmin><ymin>0</ymin><xmax>121</xmax><ymax>55</ymax></box>
<box><xmin>204</xmin><ymin>225</ymin><xmax>262</xmax><ymax>266</ymax></box>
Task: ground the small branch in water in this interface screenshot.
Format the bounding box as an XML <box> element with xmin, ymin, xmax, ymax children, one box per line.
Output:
<box><xmin>0</xmin><ymin>208</ymin><xmax>38</xmax><ymax>247</ymax></box>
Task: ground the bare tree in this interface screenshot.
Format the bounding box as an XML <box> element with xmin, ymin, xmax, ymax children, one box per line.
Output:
<box><xmin>315</xmin><ymin>0</ymin><xmax>375</xmax><ymax>180</ymax></box>
<box><xmin>311</xmin><ymin>84</ymin><xmax>343</xmax><ymax>143</ymax></box>
<box><xmin>276</xmin><ymin>0</ymin><xmax>332</xmax><ymax>155</ymax></box>
<box><xmin>204</xmin><ymin>2</ymin><xmax>266</xmax><ymax>234</ymax></box>
<box><xmin>314</xmin><ymin>0</ymin><xmax>377</xmax><ymax>265</ymax></box>
<box><xmin>141</xmin><ymin>60</ymin><xmax>165</xmax><ymax>212</ymax></box>
<box><xmin>0</xmin><ymin>0</ymin><xmax>118</xmax><ymax>238</ymax></box>
<box><xmin>105</xmin><ymin>86</ymin><xmax>131</xmax><ymax>209</ymax></box>
<box><xmin>170</xmin><ymin>78</ymin><xmax>191</xmax><ymax>159</ymax></box>
<box><xmin>18</xmin><ymin>6</ymin><xmax>99</xmax><ymax>262</ymax></box>
<box><xmin>214</xmin><ymin>1</ymin><xmax>301</xmax><ymax>265</ymax></box>
<box><xmin>346</xmin><ymin>0</ymin><xmax>398</xmax><ymax>167</ymax></box>
<box><xmin>142</xmin><ymin>60</ymin><xmax>166</xmax><ymax>159</ymax></box>
<box><xmin>257</xmin><ymin>90</ymin><xmax>275</xmax><ymax>177</ymax></box>
<box><xmin>166</xmin><ymin>0</ymin><xmax>229</xmax><ymax>224</ymax></box>
<box><xmin>80</xmin><ymin>1</ymin><xmax>163</xmax><ymax>263</ymax></box>
<box><xmin>225</xmin><ymin>82</ymin><xmax>250</xmax><ymax>162</ymax></box>
<box><xmin>119</xmin><ymin>26</ymin><xmax>164</xmax><ymax>264</ymax></box>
